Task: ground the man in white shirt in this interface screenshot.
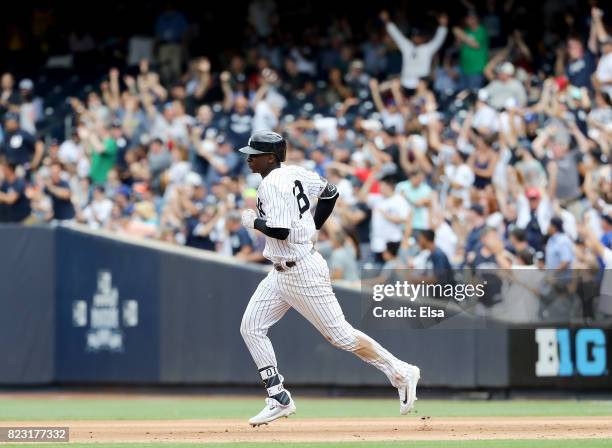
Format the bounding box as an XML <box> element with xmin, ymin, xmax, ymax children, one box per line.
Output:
<box><xmin>472</xmin><ymin>90</ymin><xmax>500</xmax><ymax>133</ymax></box>
<box><xmin>380</xmin><ymin>10</ymin><xmax>448</xmax><ymax>90</ymax></box>
<box><xmin>59</xmin><ymin>130</ymin><xmax>83</xmax><ymax>165</ymax></box>
<box><xmin>595</xmin><ymin>38</ymin><xmax>612</xmax><ymax>97</ymax></box>
<box><xmin>368</xmin><ymin>175</ymin><xmax>410</xmax><ymax>262</ymax></box>
<box><xmin>444</xmin><ymin>149</ymin><xmax>474</xmax><ymax>207</ymax></box>
<box><xmin>516</xmin><ymin>188</ymin><xmax>553</xmax><ymax>234</ymax></box>
<box><xmin>483</xmin><ymin>62</ymin><xmax>527</xmax><ymax>110</ymax></box>
<box><xmin>82</xmin><ymin>186</ymin><xmax>113</xmax><ymax>229</ymax></box>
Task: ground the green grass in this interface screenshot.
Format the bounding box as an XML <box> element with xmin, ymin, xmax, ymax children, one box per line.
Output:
<box><xmin>0</xmin><ymin>397</ymin><xmax>611</xmax><ymax>420</ymax></box>
<box><xmin>8</xmin><ymin>441</ymin><xmax>612</xmax><ymax>448</ymax></box>
<box><xmin>2</xmin><ymin>398</ymin><xmax>611</xmax><ymax>447</ymax></box>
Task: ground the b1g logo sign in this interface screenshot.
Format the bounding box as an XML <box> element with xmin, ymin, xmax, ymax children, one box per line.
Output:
<box><xmin>72</xmin><ymin>270</ymin><xmax>139</xmax><ymax>352</ymax></box>
<box><xmin>535</xmin><ymin>329</ymin><xmax>607</xmax><ymax>377</ymax></box>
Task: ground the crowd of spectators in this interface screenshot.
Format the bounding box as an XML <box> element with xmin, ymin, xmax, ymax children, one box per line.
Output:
<box><xmin>0</xmin><ymin>1</ymin><xmax>611</xmax><ymax>323</ymax></box>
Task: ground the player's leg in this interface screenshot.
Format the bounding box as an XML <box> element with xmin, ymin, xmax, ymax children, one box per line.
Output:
<box><xmin>240</xmin><ymin>273</ymin><xmax>296</xmax><ymax>425</ymax></box>
<box><xmin>281</xmin><ymin>252</ymin><xmax>420</xmax><ymax>413</ymax></box>
<box><xmin>286</xmin><ymin>282</ymin><xmax>405</xmax><ymax>387</ymax></box>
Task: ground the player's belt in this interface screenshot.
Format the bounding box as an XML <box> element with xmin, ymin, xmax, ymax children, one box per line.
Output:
<box><xmin>273</xmin><ymin>247</ymin><xmax>316</xmax><ymax>272</ymax></box>
<box><xmin>274</xmin><ymin>262</ymin><xmax>296</xmax><ymax>272</ymax></box>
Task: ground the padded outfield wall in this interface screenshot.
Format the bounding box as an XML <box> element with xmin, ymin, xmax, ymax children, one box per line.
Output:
<box><xmin>0</xmin><ymin>224</ymin><xmax>609</xmax><ymax>390</ymax></box>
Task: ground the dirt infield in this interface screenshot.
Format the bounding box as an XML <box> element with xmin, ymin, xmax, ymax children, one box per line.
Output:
<box><xmin>3</xmin><ymin>417</ymin><xmax>612</xmax><ymax>443</ymax></box>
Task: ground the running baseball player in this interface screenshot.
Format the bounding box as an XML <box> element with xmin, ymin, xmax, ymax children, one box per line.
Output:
<box><xmin>239</xmin><ymin>130</ymin><xmax>420</xmax><ymax>426</ymax></box>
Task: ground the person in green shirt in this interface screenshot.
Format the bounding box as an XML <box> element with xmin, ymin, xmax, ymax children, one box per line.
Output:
<box><xmin>453</xmin><ymin>10</ymin><xmax>489</xmax><ymax>90</ymax></box>
<box><xmin>85</xmin><ymin>124</ymin><xmax>119</xmax><ymax>185</ymax></box>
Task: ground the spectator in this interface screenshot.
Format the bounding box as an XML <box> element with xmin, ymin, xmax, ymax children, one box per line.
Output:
<box><xmin>17</xmin><ymin>78</ymin><xmax>40</xmax><ymax>134</ymax></box>
<box><xmin>43</xmin><ymin>162</ymin><xmax>75</xmax><ymax>221</ymax></box>
<box><xmin>464</xmin><ymin>204</ymin><xmax>487</xmax><ymax>264</ymax></box>
<box><xmin>508</xmin><ymin>227</ymin><xmax>529</xmax><ymax>254</ymax></box>
<box><xmin>0</xmin><ymin>73</ymin><xmax>19</xmax><ymax>116</ymax></box>
<box><xmin>483</xmin><ymin>62</ymin><xmax>527</xmax><ymax>109</ymax></box>
<box><xmin>345</xmin><ymin>59</ymin><xmax>370</xmax><ymax>97</ymax></box>
<box><xmin>368</xmin><ymin>241</ymin><xmax>403</xmax><ymax>285</ymax></box>
<box><xmin>443</xmin><ymin>148</ymin><xmax>474</xmax><ymax>207</ymax></box>
<box><xmin>453</xmin><ymin>10</ymin><xmax>489</xmax><ymax>90</ymax></box>
<box><xmin>1</xmin><ymin>112</ymin><xmax>43</xmax><ymax>171</ymax></box>
<box><xmin>154</xmin><ymin>3</ymin><xmax>189</xmax><ymax>83</ymax></box>
<box><xmin>543</xmin><ymin>216</ymin><xmax>577</xmax><ymax>320</ymax></box>
<box><xmin>467</xmin><ymin>130</ymin><xmax>498</xmax><ymax>192</ymax></box>
<box><xmin>185</xmin><ymin>204</ymin><xmax>223</xmax><ymax>251</ymax></box>
<box><xmin>489</xmin><ymin>235</ymin><xmax>543</xmax><ymax>324</ymax></box>
<box><xmin>147</xmin><ymin>138</ymin><xmax>172</xmax><ymax>193</ymax></box>
<box><xmin>80</xmin><ymin>186</ymin><xmax>113</xmax><ymax>228</ymax></box>
<box><xmin>59</xmin><ymin>130</ymin><xmax>85</xmax><ymax>169</ymax></box>
<box><xmin>595</xmin><ymin>37</ymin><xmax>612</xmax><ymax>97</ymax></box>
<box><xmin>516</xmin><ymin>187</ymin><xmax>552</xmax><ymax>252</ymax></box>
<box><xmin>329</xmin><ymin>231</ymin><xmax>360</xmax><ymax>282</ymax></box>
<box><xmin>221</xmin><ymin>72</ymin><xmax>254</xmax><ymax>144</ymax></box>
<box><xmin>555</xmin><ymin>20</ymin><xmax>598</xmax><ymax>90</ymax></box>
<box><xmin>368</xmin><ymin>175</ymin><xmax>410</xmax><ymax>264</ymax></box>
<box><xmin>197</xmin><ymin>135</ymin><xmax>240</xmax><ymax>187</ymax></box>
<box><xmin>149</xmin><ymin>101</ymin><xmax>189</xmax><ymax>147</ymax></box>
<box><xmin>0</xmin><ymin>162</ymin><xmax>32</xmax><ymax>223</ymax></box>
<box><xmin>396</xmin><ymin>170</ymin><xmax>432</xmax><ymax>233</ymax></box>
<box><xmin>471</xmin><ymin>90</ymin><xmax>499</xmax><ymax>133</ymax></box>
<box><xmin>380</xmin><ymin>10</ymin><xmax>449</xmax><ymax>91</ymax></box>
<box><xmin>513</xmin><ymin>144</ymin><xmax>546</xmax><ymax>189</ymax></box>
<box><xmin>82</xmin><ymin>124</ymin><xmax>118</xmax><ymax>186</ymax></box>
<box><xmin>362</xmin><ymin>32</ymin><xmax>387</xmax><ymax>76</ymax></box>
<box><xmin>545</xmin><ymin>216</ymin><xmax>575</xmax><ymax>271</ymax></box>
<box><xmin>433</xmin><ymin>50</ymin><xmax>460</xmax><ymax>101</ymax></box>
<box><xmin>222</xmin><ymin>210</ymin><xmax>253</xmax><ymax>257</ymax></box>
<box><xmin>407</xmin><ymin>229</ymin><xmax>453</xmax><ymax>287</ymax></box>
<box><xmin>540</xmin><ymin>130</ymin><xmax>582</xmax><ymax>215</ymax></box>
<box><xmin>473</xmin><ymin>226</ymin><xmax>502</xmax><ymax>270</ymax></box>
<box><xmin>369</xmin><ymin>78</ymin><xmax>405</xmax><ymax>134</ymax></box>
<box><xmin>381</xmin><ymin>241</ymin><xmax>403</xmax><ymax>279</ymax></box>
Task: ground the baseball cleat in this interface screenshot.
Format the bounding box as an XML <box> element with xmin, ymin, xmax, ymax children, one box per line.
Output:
<box><xmin>398</xmin><ymin>363</ymin><xmax>420</xmax><ymax>415</ymax></box>
<box><xmin>249</xmin><ymin>393</ymin><xmax>296</xmax><ymax>427</ymax></box>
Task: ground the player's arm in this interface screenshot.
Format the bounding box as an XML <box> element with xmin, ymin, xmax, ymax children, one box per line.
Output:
<box><xmin>313</xmin><ymin>182</ymin><xmax>339</xmax><ymax>230</ymax></box>
<box><xmin>254</xmin><ymin>219</ymin><xmax>289</xmax><ymax>240</ymax></box>
<box><xmin>241</xmin><ymin>207</ymin><xmax>290</xmax><ymax>240</ymax></box>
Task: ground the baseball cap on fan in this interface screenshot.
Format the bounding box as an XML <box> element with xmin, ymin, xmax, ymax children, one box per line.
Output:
<box><xmin>18</xmin><ymin>78</ymin><xmax>34</xmax><ymax>91</ymax></box>
<box><xmin>238</xmin><ymin>130</ymin><xmax>287</xmax><ymax>162</ymax></box>
<box><xmin>4</xmin><ymin>112</ymin><xmax>19</xmax><ymax>122</ymax></box>
<box><xmin>497</xmin><ymin>62</ymin><xmax>515</xmax><ymax>76</ymax></box>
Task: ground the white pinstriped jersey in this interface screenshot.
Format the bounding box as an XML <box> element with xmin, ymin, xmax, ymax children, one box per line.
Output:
<box><xmin>256</xmin><ymin>165</ymin><xmax>327</xmax><ymax>263</ymax></box>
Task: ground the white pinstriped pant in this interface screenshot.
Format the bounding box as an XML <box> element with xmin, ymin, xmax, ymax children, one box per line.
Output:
<box><xmin>240</xmin><ymin>251</ymin><xmax>406</xmax><ymax>388</ymax></box>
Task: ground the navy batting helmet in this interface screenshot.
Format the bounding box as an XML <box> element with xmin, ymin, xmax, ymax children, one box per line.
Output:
<box><xmin>238</xmin><ymin>130</ymin><xmax>286</xmax><ymax>162</ymax></box>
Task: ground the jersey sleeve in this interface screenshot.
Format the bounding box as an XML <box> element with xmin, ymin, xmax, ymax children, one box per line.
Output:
<box><xmin>301</xmin><ymin>168</ymin><xmax>328</xmax><ymax>198</ymax></box>
<box><xmin>259</xmin><ymin>181</ymin><xmax>294</xmax><ymax>229</ymax></box>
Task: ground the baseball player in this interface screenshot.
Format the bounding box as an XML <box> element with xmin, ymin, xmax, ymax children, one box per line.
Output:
<box><xmin>239</xmin><ymin>130</ymin><xmax>420</xmax><ymax>426</ymax></box>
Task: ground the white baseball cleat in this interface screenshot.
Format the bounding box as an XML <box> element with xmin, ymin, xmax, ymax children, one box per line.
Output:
<box><xmin>398</xmin><ymin>364</ymin><xmax>420</xmax><ymax>415</ymax></box>
<box><xmin>249</xmin><ymin>392</ymin><xmax>296</xmax><ymax>427</ymax></box>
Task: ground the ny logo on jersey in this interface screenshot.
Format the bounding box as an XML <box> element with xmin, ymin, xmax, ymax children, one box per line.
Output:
<box><xmin>256</xmin><ymin>198</ymin><xmax>265</xmax><ymax>217</ymax></box>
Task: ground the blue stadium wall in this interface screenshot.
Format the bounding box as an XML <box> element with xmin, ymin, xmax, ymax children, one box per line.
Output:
<box><xmin>0</xmin><ymin>224</ymin><xmax>609</xmax><ymax>389</ymax></box>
